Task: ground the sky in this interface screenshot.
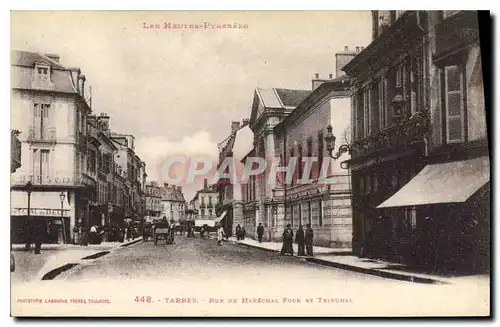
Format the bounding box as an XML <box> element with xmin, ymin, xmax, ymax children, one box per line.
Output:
<box><xmin>11</xmin><ymin>11</ymin><xmax>372</xmax><ymax>200</ymax></box>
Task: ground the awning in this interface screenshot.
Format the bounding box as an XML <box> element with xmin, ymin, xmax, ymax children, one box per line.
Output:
<box><xmin>214</xmin><ymin>211</ymin><xmax>227</xmax><ymax>223</ymax></box>
<box><xmin>11</xmin><ymin>190</ymin><xmax>71</xmax><ymax>217</ymax></box>
<box><xmin>377</xmin><ymin>156</ymin><xmax>490</xmax><ymax>208</ymax></box>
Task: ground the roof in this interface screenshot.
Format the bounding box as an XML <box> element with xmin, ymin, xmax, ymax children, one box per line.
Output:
<box><xmin>232</xmin><ymin>125</ymin><xmax>254</xmax><ymax>162</ymax></box>
<box><xmin>11</xmin><ymin>50</ymin><xmax>79</xmax><ymax>94</ymax></box>
<box><xmin>161</xmin><ymin>185</ymin><xmax>186</xmax><ymax>202</ymax></box>
<box><xmin>256</xmin><ymin>87</ymin><xmax>311</xmax><ymax>109</ymax></box>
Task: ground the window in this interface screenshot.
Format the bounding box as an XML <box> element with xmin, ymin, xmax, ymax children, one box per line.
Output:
<box><xmin>201</xmin><ymin>209</ymin><xmax>205</xmax><ymax>217</ymax></box>
<box><xmin>443</xmin><ymin>65</ymin><xmax>466</xmax><ymax>143</ymax></box>
<box><xmin>35</xmin><ymin>64</ymin><xmax>50</xmax><ymax>81</ymax></box>
<box><xmin>308</xmin><ymin>202</ymin><xmax>312</xmax><ymax>225</ymax></box>
<box><xmin>33</xmin><ymin>103</ymin><xmax>50</xmax><ymax>139</ymax></box>
<box><xmin>317</xmin><ymin>131</ymin><xmax>324</xmax><ymax>177</ymax></box>
<box><xmin>87</xmin><ymin>150</ymin><xmax>96</xmax><ymax>174</ymax></box>
<box><xmin>297</xmin><ymin>144</ymin><xmax>303</xmax><ymax>180</ymax></box>
<box><xmin>32</xmin><ymin>149</ymin><xmax>50</xmax><ymax>182</ymax></box>
<box><xmin>318</xmin><ymin>200</ymin><xmax>323</xmax><ymax>227</ymax></box>
<box><xmin>364</xmin><ymin>88</ymin><xmax>370</xmax><ymax>136</ymax></box>
<box><xmin>370</xmin><ymin>81</ymin><xmax>380</xmax><ymax>134</ymax></box>
<box><xmin>355</xmin><ymin>91</ymin><xmax>364</xmax><ymax>139</ymax></box>
<box><xmin>290</xmin><ymin>204</ymin><xmax>294</xmax><ymax>226</ymax></box>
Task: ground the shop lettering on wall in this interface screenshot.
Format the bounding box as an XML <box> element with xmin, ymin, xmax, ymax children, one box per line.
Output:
<box><xmin>11</xmin><ymin>208</ymin><xmax>70</xmax><ymax>217</ymax></box>
<box><xmin>13</xmin><ymin>174</ymin><xmax>88</xmax><ymax>185</ymax></box>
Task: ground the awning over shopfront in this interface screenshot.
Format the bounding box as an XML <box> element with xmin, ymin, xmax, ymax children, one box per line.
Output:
<box><xmin>377</xmin><ymin>156</ymin><xmax>490</xmax><ymax>208</ymax></box>
<box><xmin>214</xmin><ymin>211</ymin><xmax>227</xmax><ymax>223</ymax></box>
<box><xmin>10</xmin><ymin>190</ymin><xmax>71</xmax><ymax>217</ymax></box>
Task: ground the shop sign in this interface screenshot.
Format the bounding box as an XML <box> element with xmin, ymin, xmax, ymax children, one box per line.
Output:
<box><xmin>11</xmin><ymin>207</ymin><xmax>70</xmax><ymax>217</ymax></box>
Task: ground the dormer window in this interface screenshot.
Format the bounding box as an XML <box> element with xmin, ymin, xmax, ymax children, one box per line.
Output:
<box><xmin>34</xmin><ymin>62</ymin><xmax>51</xmax><ymax>83</ymax></box>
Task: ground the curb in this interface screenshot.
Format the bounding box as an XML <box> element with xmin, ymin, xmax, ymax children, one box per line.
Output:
<box><xmin>305</xmin><ymin>257</ymin><xmax>447</xmax><ymax>284</ymax></box>
<box><xmin>39</xmin><ymin>238</ymin><xmax>143</xmax><ymax>280</ymax></box>
<box><xmin>230</xmin><ymin>239</ymin><xmax>446</xmax><ymax>285</ymax></box>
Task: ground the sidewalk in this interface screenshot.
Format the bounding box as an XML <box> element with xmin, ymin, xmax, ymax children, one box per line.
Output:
<box><xmin>228</xmin><ymin>237</ymin><xmax>490</xmax><ymax>285</ymax></box>
<box><xmin>226</xmin><ymin>237</ymin><xmax>352</xmax><ymax>255</ymax></box>
<box><xmin>11</xmin><ymin>237</ymin><xmax>142</xmax><ymax>283</ymax></box>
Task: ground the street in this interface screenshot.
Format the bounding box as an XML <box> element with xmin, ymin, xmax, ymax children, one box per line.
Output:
<box><xmin>11</xmin><ymin>235</ymin><xmax>490</xmax><ymax>316</ymax></box>
<box><xmin>58</xmin><ymin>234</ymin><xmax>389</xmax><ymax>282</ymax></box>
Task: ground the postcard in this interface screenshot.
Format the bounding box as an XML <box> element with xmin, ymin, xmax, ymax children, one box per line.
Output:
<box><xmin>10</xmin><ymin>10</ymin><xmax>490</xmax><ymax>317</ymax></box>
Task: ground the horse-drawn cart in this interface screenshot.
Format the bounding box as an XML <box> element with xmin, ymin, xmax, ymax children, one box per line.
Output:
<box><xmin>153</xmin><ymin>222</ymin><xmax>173</xmax><ymax>245</ymax></box>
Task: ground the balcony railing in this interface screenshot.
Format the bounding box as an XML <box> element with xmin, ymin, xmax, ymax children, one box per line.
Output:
<box><xmin>11</xmin><ymin>133</ymin><xmax>21</xmax><ymax>172</ymax></box>
<box><xmin>27</xmin><ymin>126</ymin><xmax>56</xmax><ymax>143</ymax></box>
<box><xmin>434</xmin><ymin>11</ymin><xmax>479</xmax><ymax>61</ymax></box>
<box><xmin>351</xmin><ymin>110</ymin><xmax>430</xmax><ymax>158</ymax></box>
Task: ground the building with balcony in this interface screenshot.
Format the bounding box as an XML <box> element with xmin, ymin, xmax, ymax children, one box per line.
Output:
<box><xmin>160</xmin><ymin>183</ymin><xmax>186</xmax><ymax>222</ymax></box>
<box><xmin>342</xmin><ymin>11</ymin><xmax>489</xmax><ymax>272</ymax></box>
<box><xmin>191</xmin><ymin>179</ymin><xmax>219</xmax><ymax>221</ymax></box>
<box><xmin>145</xmin><ymin>181</ymin><xmax>162</xmax><ymax>223</ymax></box>
<box><xmin>216</xmin><ymin>119</ymin><xmax>253</xmax><ymax>237</ymax></box>
<box><xmin>10</xmin><ymin>51</ymin><xmax>92</xmax><ymax>244</ymax></box>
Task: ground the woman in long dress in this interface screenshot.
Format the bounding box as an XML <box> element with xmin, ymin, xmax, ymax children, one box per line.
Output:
<box><xmin>217</xmin><ymin>224</ymin><xmax>225</xmax><ymax>246</ymax></box>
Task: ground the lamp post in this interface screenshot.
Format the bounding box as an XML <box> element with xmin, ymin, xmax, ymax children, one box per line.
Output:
<box><xmin>324</xmin><ymin>125</ymin><xmax>351</xmax><ymax>160</ymax></box>
<box><xmin>59</xmin><ymin>192</ymin><xmax>67</xmax><ymax>244</ymax></box>
<box><xmin>25</xmin><ymin>181</ymin><xmax>33</xmax><ymax>251</ymax></box>
<box><xmin>269</xmin><ymin>188</ymin><xmax>277</xmax><ymax>241</ymax></box>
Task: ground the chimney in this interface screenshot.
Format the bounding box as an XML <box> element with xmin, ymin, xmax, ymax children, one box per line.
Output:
<box><xmin>241</xmin><ymin>118</ymin><xmax>250</xmax><ymax>126</ymax></box>
<box><xmin>177</xmin><ymin>186</ymin><xmax>182</xmax><ymax>193</ymax></box>
<box><xmin>314</xmin><ymin>73</ymin><xmax>319</xmax><ymax>79</ymax></box>
<box><xmin>78</xmin><ymin>74</ymin><xmax>86</xmax><ymax>97</ymax></box>
<box><xmin>329</xmin><ymin>73</ymin><xmax>333</xmax><ymax>79</ymax></box>
<box><xmin>164</xmin><ymin>183</ymin><xmax>169</xmax><ymax>188</ymax></box>
<box><xmin>360</xmin><ymin>46</ymin><xmax>365</xmax><ymax>51</ymax></box>
<box><xmin>344</xmin><ymin>46</ymin><xmax>348</xmax><ymax>52</ymax></box>
<box><xmin>204</xmin><ymin>178</ymin><xmax>208</xmax><ymax>189</ymax></box>
<box><xmin>312</xmin><ymin>73</ymin><xmax>324</xmax><ymax>90</ymax></box>
<box><xmin>231</xmin><ymin>121</ymin><xmax>240</xmax><ymax>134</ymax></box>
<box><xmin>45</xmin><ymin>54</ymin><xmax>60</xmax><ymax>62</ymax></box>
<box><xmin>356</xmin><ymin>46</ymin><xmax>360</xmax><ymax>52</ymax></box>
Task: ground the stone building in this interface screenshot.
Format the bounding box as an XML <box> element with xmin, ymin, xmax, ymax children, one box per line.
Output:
<box><xmin>160</xmin><ymin>183</ymin><xmax>186</xmax><ymax>222</ymax></box>
<box><xmin>145</xmin><ymin>181</ymin><xmax>163</xmax><ymax>223</ymax></box>
<box><xmin>342</xmin><ymin>11</ymin><xmax>489</xmax><ymax>272</ymax></box>
<box><xmin>216</xmin><ymin>119</ymin><xmax>253</xmax><ymax>236</ymax></box>
<box><xmin>10</xmin><ymin>51</ymin><xmax>93</xmax><ymax>244</ymax></box>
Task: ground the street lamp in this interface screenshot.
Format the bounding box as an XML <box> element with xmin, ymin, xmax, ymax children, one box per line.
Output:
<box><xmin>59</xmin><ymin>192</ymin><xmax>67</xmax><ymax>244</ymax></box>
<box><xmin>25</xmin><ymin>181</ymin><xmax>33</xmax><ymax>251</ymax></box>
<box><xmin>324</xmin><ymin>125</ymin><xmax>351</xmax><ymax>160</ymax></box>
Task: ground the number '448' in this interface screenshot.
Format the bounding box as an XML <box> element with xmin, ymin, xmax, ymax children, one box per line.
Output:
<box><xmin>134</xmin><ymin>296</ymin><xmax>152</xmax><ymax>303</ymax></box>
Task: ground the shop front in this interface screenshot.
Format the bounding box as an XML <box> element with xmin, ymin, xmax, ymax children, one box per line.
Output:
<box><xmin>11</xmin><ymin>190</ymin><xmax>71</xmax><ymax>244</ymax></box>
<box><xmin>377</xmin><ymin>156</ymin><xmax>490</xmax><ymax>273</ymax></box>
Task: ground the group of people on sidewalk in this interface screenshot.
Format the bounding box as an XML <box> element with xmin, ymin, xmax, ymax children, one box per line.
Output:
<box><xmin>281</xmin><ymin>224</ymin><xmax>314</xmax><ymax>257</ymax></box>
<box><xmin>235</xmin><ymin>224</ymin><xmax>247</xmax><ymax>241</ymax></box>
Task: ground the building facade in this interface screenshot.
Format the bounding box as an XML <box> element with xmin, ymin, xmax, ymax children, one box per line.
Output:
<box><xmin>191</xmin><ymin>179</ymin><xmax>219</xmax><ymax>221</ymax></box>
<box><xmin>342</xmin><ymin>11</ymin><xmax>489</xmax><ymax>272</ymax></box>
<box><xmin>10</xmin><ymin>51</ymin><xmax>92</xmax><ymax>244</ymax></box>
<box><xmin>145</xmin><ymin>181</ymin><xmax>162</xmax><ymax>223</ymax></box>
<box><xmin>216</xmin><ymin>119</ymin><xmax>253</xmax><ymax>236</ymax></box>
<box><xmin>160</xmin><ymin>183</ymin><xmax>186</xmax><ymax>222</ymax></box>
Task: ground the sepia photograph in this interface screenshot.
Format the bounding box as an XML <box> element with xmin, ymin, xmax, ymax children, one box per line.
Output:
<box><xmin>9</xmin><ymin>10</ymin><xmax>490</xmax><ymax>317</ymax></box>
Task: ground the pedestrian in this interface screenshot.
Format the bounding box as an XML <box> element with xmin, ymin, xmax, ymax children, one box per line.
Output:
<box><xmin>295</xmin><ymin>225</ymin><xmax>306</xmax><ymax>256</ymax></box>
<box><xmin>24</xmin><ymin>219</ymin><xmax>33</xmax><ymax>252</ymax></box>
<box><xmin>33</xmin><ymin>219</ymin><xmax>48</xmax><ymax>254</ymax></box>
<box><xmin>236</xmin><ymin>224</ymin><xmax>242</xmax><ymax>241</ymax></box>
<box><xmin>305</xmin><ymin>223</ymin><xmax>314</xmax><ymax>256</ymax></box>
<box><xmin>257</xmin><ymin>223</ymin><xmax>264</xmax><ymax>243</ymax></box>
<box><xmin>241</xmin><ymin>227</ymin><xmax>246</xmax><ymax>240</ymax></box>
<box><xmin>281</xmin><ymin>224</ymin><xmax>294</xmax><ymax>256</ymax></box>
<box><xmin>217</xmin><ymin>224</ymin><xmax>225</xmax><ymax>246</ymax></box>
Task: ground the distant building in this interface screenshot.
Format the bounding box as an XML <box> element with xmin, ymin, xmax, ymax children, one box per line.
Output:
<box><xmin>216</xmin><ymin>118</ymin><xmax>253</xmax><ymax>236</ymax></box>
<box><xmin>191</xmin><ymin>179</ymin><xmax>219</xmax><ymax>221</ymax></box>
<box><xmin>145</xmin><ymin>181</ymin><xmax>162</xmax><ymax>222</ymax></box>
<box><xmin>160</xmin><ymin>183</ymin><xmax>186</xmax><ymax>222</ymax></box>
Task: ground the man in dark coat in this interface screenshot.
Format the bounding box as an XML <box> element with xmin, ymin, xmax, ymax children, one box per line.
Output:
<box><xmin>241</xmin><ymin>227</ymin><xmax>246</xmax><ymax>240</ymax></box>
<box><xmin>305</xmin><ymin>224</ymin><xmax>314</xmax><ymax>256</ymax></box>
<box><xmin>33</xmin><ymin>219</ymin><xmax>48</xmax><ymax>254</ymax></box>
<box><xmin>24</xmin><ymin>219</ymin><xmax>33</xmax><ymax>251</ymax></box>
<box><xmin>281</xmin><ymin>224</ymin><xmax>294</xmax><ymax>256</ymax></box>
<box><xmin>257</xmin><ymin>223</ymin><xmax>264</xmax><ymax>243</ymax></box>
<box><xmin>235</xmin><ymin>224</ymin><xmax>242</xmax><ymax>241</ymax></box>
<box><xmin>295</xmin><ymin>225</ymin><xmax>306</xmax><ymax>256</ymax></box>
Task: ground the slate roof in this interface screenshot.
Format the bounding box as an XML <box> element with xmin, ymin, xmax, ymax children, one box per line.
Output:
<box><xmin>11</xmin><ymin>50</ymin><xmax>78</xmax><ymax>94</ymax></box>
<box><xmin>161</xmin><ymin>185</ymin><xmax>186</xmax><ymax>202</ymax></box>
<box><xmin>274</xmin><ymin>88</ymin><xmax>312</xmax><ymax>107</ymax></box>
